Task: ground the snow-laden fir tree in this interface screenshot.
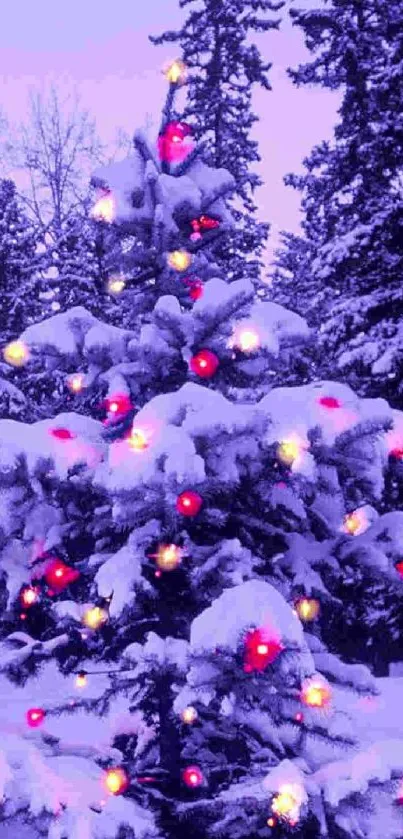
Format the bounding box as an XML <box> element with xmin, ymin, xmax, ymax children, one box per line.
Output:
<box><xmin>0</xmin><ymin>178</ymin><xmax>43</xmax><ymax>420</ymax></box>
<box><xmin>0</xmin><ymin>63</ymin><xmax>403</xmax><ymax>839</ymax></box>
<box><xmin>150</xmin><ymin>0</ymin><xmax>281</xmax><ymax>289</ymax></box>
<box><xmin>273</xmin><ymin>0</ymin><xmax>403</xmax><ymax>407</ymax></box>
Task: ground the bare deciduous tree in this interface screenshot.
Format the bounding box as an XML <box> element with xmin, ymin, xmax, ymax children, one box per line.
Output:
<box><xmin>3</xmin><ymin>86</ymin><xmax>105</xmax><ymax>243</ymax></box>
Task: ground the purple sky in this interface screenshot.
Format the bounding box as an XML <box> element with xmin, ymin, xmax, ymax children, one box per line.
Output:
<box><xmin>1</xmin><ymin>0</ymin><xmax>340</xmax><ymax>259</ymax></box>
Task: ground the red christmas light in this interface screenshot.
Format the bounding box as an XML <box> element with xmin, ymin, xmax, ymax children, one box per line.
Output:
<box><xmin>243</xmin><ymin>627</ymin><xmax>283</xmax><ymax>673</ymax></box>
<box><xmin>104</xmin><ymin>768</ymin><xmax>129</xmax><ymax>795</ymax></box>
<box><xmin>395</xmin><ymin>561</ymin><xmax>403</xmax><ymax>578</ymax></box>
<box><xmin>182</xmin><ymin>765</ymin><xmax>203</xmax><ymax>788</ymax></box>
<box><xmin>157</xmin><ymin>121</ymin><xmax>193</xmax><ymax>164</ymax></box>
<box><xmin>176</xmin><ymin>491</ymin><xmax>203</xmax><ymax>517</ymax></box>
<box><xmin>190</xmin><ymin>350</ymin><xmax>219</xmax><ymax>378</ymax></box>
<box><xmin>103</xmin><ymin>393</ymin><xmax>133</xmax><ymax>418</ymax></box>
<box><xmin>44</xmin><ymin>559</ymin><xmax>80</xmax><ymax>593</ymax></box>
<box><xmin>20</xmin><ymin>586</ymin><xmax>39</xmax><ymax>608</ymax></box>
<box><xmin>318</xmin><ymin>396</ymin><xmax>341</xmax><ymax>409</ymax></box>
<box><xmin>295</xmin><ymin>712</ymin><xmax>304</xmax><ymax>723</ymax></box>
<box><xmin>189</xmin><ymin>282</ymin><xmax>203</xmax><ymax>301</ymax></box>
<box><xmin>190</xmin><ymin>215</ymin><xmax>220</xmax><ymax>241</ymax></box>
<box><xmin>390</xmin><ymin>448</ymin><xmax>403</xmax><ymax>460</ymax></box>
<box><xmin>50</xmin><ymin>427</ymin><xmax>76</xmax><ymax>441</ymax></box>
<box><xmin>26</xmin><ymin>708</ymin><xmax>45</xmax><ymax>728</ymax></box>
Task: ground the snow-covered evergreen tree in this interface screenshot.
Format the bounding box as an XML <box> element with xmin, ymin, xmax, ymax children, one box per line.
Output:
<box><xmin>0</xmin><ymin>62</ymin><xmax>402</xmax><ymax>839</ymax></box>
<box><xmin>150</xmin><ymin>0</ymin><xmax>281</xmax><ymax>288</ymax></box>
<box><xmin>276</xmin><ymin>0</ymin><xmax>403</xmax><ymax>407</ymax></box>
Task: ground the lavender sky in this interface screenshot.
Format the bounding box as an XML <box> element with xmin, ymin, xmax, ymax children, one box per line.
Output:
<box><xmin>0</xmin><ymin>0</ymin><xmax>340</xmax><ymax>259</ymax></box>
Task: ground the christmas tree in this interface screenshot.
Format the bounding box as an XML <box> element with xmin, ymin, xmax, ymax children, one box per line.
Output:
<box><xmin>0</xmin><ymin>61</ymin><xmax>402</xmax><ymax>839</ymax></box>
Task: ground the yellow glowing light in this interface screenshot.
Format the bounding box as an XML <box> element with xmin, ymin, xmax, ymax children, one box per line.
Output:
<box><xmin>3</xmin><ymin>340</ymin><xmax>29</xmax><ymax>367</ymax></box>
<box><xmin>271</xmin><ymin>783</ymin><xmax>304</xmax><ymax>824</ymax></box>
<box><xmin>277</xmin><ymin>439</ymin><xmax>300</xmax><ymax>465</ymax></box>
<box><xmin>128</xmin><ymin>428</ymin><xmax>149</xmax><ymax>452</ymax></box>
<box><xmin>167</xmin><ymin>250</ymin><xmax>192</xmax><ymax>272</ymax></box>
<box><xmin>295</xmin><ymin>598</ymin><xmax>320</xmax><ymax>622</ymax></box>
<box><xmin>75</xmin><ymin>672</ymin><xmax>87</xmax><ymax>688</ymax></box>
<box><xmin>104</xmin><ymin>768</ymin><xmax>128</xmax><ymax>795</ymax></box>
<box><xmin>108</xmin><ymin>277</ymin><xmax>126</xmax><ymax>294</ymax></box>
<box><xmin>343</xmin><ymin>510</ymin><xmax>365</xmax><ymax>535</ymax></box>
<box><xmin>301</xmin><ymin>678</ymin><xmax>331</xmax><ymax>709</ymax></box>
<box><xmin>82</xmin><ymin>606</ymin><xmax>108</xmax><ymax>630</ymax></box>
<box><xmin>165</xmin><ymin>59</ymin><xmax>186</xmax><ymax>85</ymax></box>
<box><xmin>181</xmin><ymin>706</ymin><xmax>198</xmax><ymax>724</ymax></box>
<box><xmin>155</xmin><ymin>544</ymin><xmax>182</xmax><ymax>572</ymax></box>
<box><xmin>67</xmin><ymin>373</ymin><xmax>84</xmax><ymax>393</ymax></box>
<box><xmin>267</xmin><ymin>817</ymin><xmax>276</xmax><ymax>827</ymax></box>
<box><xmin>90</xmin><ymin>192</ymin><xmax>115</xmax><ymax>223</ymax></box>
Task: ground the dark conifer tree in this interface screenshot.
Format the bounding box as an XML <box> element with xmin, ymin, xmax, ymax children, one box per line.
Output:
<box><xmin>278</xmin><ymin>0</ymin><xmax>403</xmax><ymax>406</ymax></box>
<box><xmin>150</xmin><ymin>0</ymin><xmax>283</xmax><ymax>289</ymax></box>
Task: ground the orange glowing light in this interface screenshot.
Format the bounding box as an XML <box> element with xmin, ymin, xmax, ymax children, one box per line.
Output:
<box><xmin>107</xmin><ymin>276</ymin><xmax>126</xmax><ymax>294</ymax></box>
<box><xmin>343</xmin><ymin>509</ymin><xmax>366</xmax><ymax>535</ymax></box>
<box><xmin>295</xmin><ymin>598</ymin><xmax>320</xmax><ymax>622</ymax></box>
<box><xmin>91</xmin><ymin>191</ymin><xmax>115</xmax><ymax>223</ymax></box>
<box><xmin>167</xmin><ymin>250</ymin><xmax>192</xmax><ymax>272</ymax></box>
<box><xmin>154</xmin><ymin>544</ymin><xmax>182</xmax><ymax>572</ymax></box>
<box><xmin>67</xmin><ymin>373</ymin><xmax>84</xmax><ymax>393</ymax></box>
<box><xmin>181</xmin><ymin>706</ymin><xmax>198</xmax><ymax>724</ymax></box>
<box><xmin>128</xmin><ymin>428</ymin><xmax>149</xmax><ymax>452</ymax></box>
<box><xmin>301</xmin><ymin>678</ymin><xmax>331</xmax><ymax>709</ymax></box>
<box><xmin>231</xmin><ymin>325</ymin><xmax>260</xmax><ymax>353</ymax></box>
<box><xmin>104</xmin><ymin>768</ymin><xmax>129</xmax><ymax>795</ymax></box>
<box><xmin>82</xmin><ymin>606</ymin><xmax>108</xmax><ymax>630</ymax></box>
<box><xmin>164</xmin><ymin>59</ymin><xmax>186</xmax><ymax>85</ymax></box>
<box><xmin>267</xmin><ymin>817</ymin><xmax>276</xmax><ymax>828</ymax></box>
<box><xmin>277</xmin><ymin>438</ymin><xmax>300</xmax><ymax>465</ymax></box>
<box><xmin>271</xmin><ymin>783</ymin><xmax>303</xmax><ymax>824</ymax></box>
<box><xmin>3</xmin><ymin>340</ymin><xmax>29</xmax><ymax>367</ymax></box>
<box><xmin>75</xmin><ymin>672</ymin><xmax>87</xmax><ymax>688</ymax></box>
<box><xmin>20</xmin><ymin>587</ymin><xmax>39</xmax><ymax>607</ymax></box>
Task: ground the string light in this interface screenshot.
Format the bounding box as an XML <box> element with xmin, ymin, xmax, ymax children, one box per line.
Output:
<box><xmin>176</xmin><ymin>490</ymin><xmax>203</xmax><ymax>517</ymax></box>
<box><xmin>26</xmin><ymin>708</ymin><xmax>45</xmax><ymax>728</ymax></box>
<box><xmin>90</xmin><ymin>190</ymin><xmax>115</xmax><ymax>223</ymax></box>
<box><xmin>277</xmin><ymin>438</ymin><xmax>301</xmax><ymax>466</ymax></box>
<box><xmin>128</xmin><ymin>427</ymin><xmax>149</xmax><ymax>451</ymax></box>
<box><xmin>190</xmin><ymin>349</ymin><xmax>219</xmax><ymax>378</ymax></box>
<box><xmin>3</xmin><ymin>340</ymin><xmax>29</xmax><ymax>367</ymax></box>
<box><xmin>181</xmin><ymin>706</ymin><xmax>198</xmax><ymax>724</ymax></box>
<box><xmin>295</xmin><ymin>598</ymin><xmax>320</xmax><ymax>622</ymax></box>
<box><xmin>75</xmin><ymin>671</ymin><xmax>88</xmax><ymax>688</ymax></box>
<box><xmin>66</xmin><ymin>373</ymin><xmax>85</xmax><ymax>393</ymax></box>
<box><xmin>164</xmin><ymin>59</ymin><xmax>186</xmax><ymax>85</ymax></box>
<box><xmin>167</xmin><ymin>250</ymin><xmax>192</xmax><ymax>272</ymax></box>
<box><xmin>151</xmin><ymin>543</ymin><xmax>182</xmax><ymax>572</ymax></box>
<box><xmin>301</xmin><ymin>677</ymin><xmax>331</xmax><ymax>709</ymax></box>
<box><xmin>271</xmin><ymin>783</ymin><xmax>303</xmax><ymax>824</ymax></box>
<box><xmin>82</xmin><ymin>606</ymin><xmax>108</xmax><ymax>630</ymax></box>
<box><xmin>20</xmin><ymin>586</ymin><xmax>40</xmax><ymax>608</ymax></box>
<box><xmin>107</xmin><ymin>276</ymin><xmax>126</xmax><ymax>294</ymax></box>
<box><xmin>342</xmin><ymin>508</ymin><xmax>369</xmax><ymax>536</ymax></box>
<box><xmin>104</xmin><ymin>768</ymin><xmax>129</xmax><ymax>796</ymax></box>
<box><xmin>243</xmin><ymin>627</ymin><xmax>283</xmax><ymax>673</ymax></box>
<box><xmin>182</xmin><ymin>765</ymin><xmax>203</xmax><ymax>788</ymax></box>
